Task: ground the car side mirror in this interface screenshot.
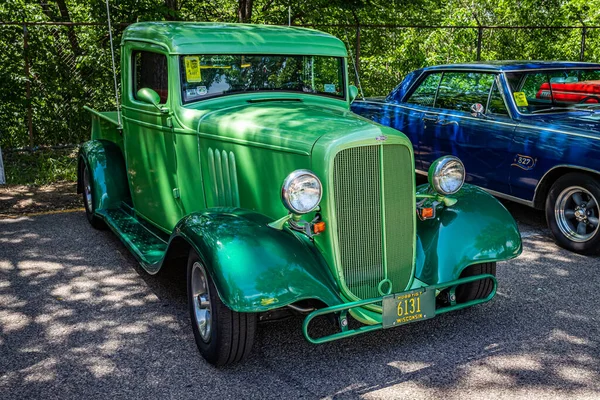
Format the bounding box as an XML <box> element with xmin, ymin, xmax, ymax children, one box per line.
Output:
<box><xmin>137</xmin><ymin>88</ymin><xmax>168</xmax><ymax>113</ymax></box>
<box><xmin>349</xmin><ymin>85</ymin><xmax>359</xmax><ymax>103</ymax></box>
<box><xmin>470</xmin><ymin>103</ymin><xmax>485</xmax><ymax>117</ymax></box>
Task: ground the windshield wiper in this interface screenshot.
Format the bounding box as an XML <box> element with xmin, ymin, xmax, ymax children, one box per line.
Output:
<box><xmin>247</xmin><ymin>98</ymin><xmax>303</xmax><ymax>103</ymax></box>
<box><xmin>531</xmin><ymin>107</ymin><xmax>593</xmax><ymax>115</ymax></box>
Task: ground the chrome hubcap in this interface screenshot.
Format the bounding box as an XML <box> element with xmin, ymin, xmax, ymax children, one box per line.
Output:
<box><xmin>191</xmin><ymin>262</ymin><xmax>212</xmax><ymax>342</ymax></box>
<box><xmin>555</xmin><ymin>186</ymin><xmax>599</xmax><ymax>243</ymax></box>
<box><xmin>83</xmin><ymin>166</ymin><xmax>93</xmax><ymax>212</ymax></box>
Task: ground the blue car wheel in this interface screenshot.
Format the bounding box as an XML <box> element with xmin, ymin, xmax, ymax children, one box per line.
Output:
<box><xmin>546</xmin><ymin>173</ymin><xmax>600</xmax><ymax>254</ymax></box>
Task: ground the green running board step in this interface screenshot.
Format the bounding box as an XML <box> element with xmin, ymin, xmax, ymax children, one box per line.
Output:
<box><xmin>97</xmin><ymin>207</ymin><xmax>167</xmax><ymax>268</ymax></box>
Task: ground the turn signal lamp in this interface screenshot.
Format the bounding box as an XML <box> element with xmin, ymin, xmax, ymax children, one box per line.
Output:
<box><xmin>419</xmin><ymin>207</ymin><xmax>435</xmax><ymax>220</ymax></box>
<box><xmin>313</xmin><ymin>221</ymin><xmax>326</xmax><ymax>234</ymax></box>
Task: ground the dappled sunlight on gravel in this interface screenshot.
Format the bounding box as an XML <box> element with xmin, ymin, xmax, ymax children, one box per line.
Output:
<box><xmin>1</xmin><ymin>208</ymin><xmax>599</xmax><ymax>399</ymax></box>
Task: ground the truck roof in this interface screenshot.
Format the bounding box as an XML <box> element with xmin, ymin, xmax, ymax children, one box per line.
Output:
<box><xmin>122</xmin><ymin>22</ymin><xmax>348</xmax><ymax>57</ymax></box>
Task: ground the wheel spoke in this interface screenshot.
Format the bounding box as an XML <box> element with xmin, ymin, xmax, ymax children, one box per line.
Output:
<box><xmin>564</xmin><ymin>209</ymin><xmax>576</xmax><ymax>219</ymax></box>
<box><xmin>577</xmin><ymin>221</ymin><xmax>588</xmax><ymax>235</ymax></box>
<box><xmin>587</xmin><ymin>196</ymin><xmax>597</xmax><ymax>211</ymax></box>
<box><xmin>589</xmin><ymin>216</ymin><xmax>599</xmax><ymax>228</ymax></box>
<box><xmin>572</xmin><ymin>192</ymin><xmax>585</xmax><ymax>207</ymax></box>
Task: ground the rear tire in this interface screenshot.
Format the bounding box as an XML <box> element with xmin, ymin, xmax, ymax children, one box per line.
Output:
<box><xmin>81</xmin><ymin>162</ymin><xmax>106</xmax><ymax>230</ymax></box>
<box><xmin>455</xmin><ymin>262</ymin><xmax>496</xmax><ymax>303</ymax></box>
<box><xmin>546</xmin><ymin>173</ymin><xmax>600</xmax><ymax>254</ymax></box>
<box><xmin>187</xmin><ymin>250</ymin><xmax>256</xmax><ymax>366</ymax></box>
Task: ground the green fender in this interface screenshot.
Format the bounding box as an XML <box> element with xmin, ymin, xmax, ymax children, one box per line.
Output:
<box><xmin>171</xmin><ymin>208</ymin><xmax>343</xmax><ymax>313</ymax></box>
<box><xmin>415</xmin><ymin>183</ymin><xmax>523</xmax><ymax>285</ymax></box>
<box><xmin>77</xmin><ymin>140</ymin><xmax>130</xmax><ymax>211</ymax></box>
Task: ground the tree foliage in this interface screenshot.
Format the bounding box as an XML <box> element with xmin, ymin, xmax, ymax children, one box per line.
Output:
<box><xmin>1</xmin><ymin>0</ymin><xmax>600</xmax><ymax>149</ymax></box>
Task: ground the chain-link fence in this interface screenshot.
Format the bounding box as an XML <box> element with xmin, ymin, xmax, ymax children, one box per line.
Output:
<box><xmin>1</xmin><ymin>21</ymin><xmax>600</xmax><ymax>151</ymax></box>
<box><xmin>0</xmin><ymin>22</ymin><xmax>125</xmax><ymax>150</ymax></box>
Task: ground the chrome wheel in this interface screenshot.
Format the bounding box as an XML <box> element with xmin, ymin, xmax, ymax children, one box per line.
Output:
<box><xmin>83</xmin><ymin>165</ymin><xmax>93</xmax><ymax>212</ymax></box>
<box><xmin>555</xmin><ymin>186</ymin><xmax>599</xmax><ymax>243</ymax></box>
<box><xmin>191</xmin><ymin>262</ymin><xmax>212</xmax><ymax>342</ymax></box>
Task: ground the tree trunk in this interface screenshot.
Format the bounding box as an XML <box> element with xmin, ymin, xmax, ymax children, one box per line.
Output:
<box><xmin>238</xmin><ymin>0</ymin><xmax>254</xmax><ymax>23</ymax></box>
<box><xmin>55</xmin><ymin>0</ymin><xmax>80</xmax><ymax>55</ymax></box>
<box><xmin>164</xmin><ymin>0</ymin><xmax>179</xmax><ymax>20</ymax></box>
<box><xmin>0</xmin><ymin>147</ymin><xmax>5</xmax><ymax>185</ymax></box>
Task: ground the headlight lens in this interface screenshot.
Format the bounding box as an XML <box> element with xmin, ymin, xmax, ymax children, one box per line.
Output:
<box><xmin>428</xmin><ymin>156</ymin><xmax>465</xmax><ymax>195</ymax></box>
<box><xmin>281</xmin><ymin>170</ymin><xmax>322</xmax><ymax>214</ymax></box>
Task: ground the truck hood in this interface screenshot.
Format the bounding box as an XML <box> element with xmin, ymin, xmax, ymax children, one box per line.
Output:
<box><xmin>197</xmin><ymin>101</ymin><xmax>383</xmax><ymax>155</ymax></box>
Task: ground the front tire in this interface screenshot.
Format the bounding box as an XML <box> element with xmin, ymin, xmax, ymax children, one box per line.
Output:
<box><xmin>81</xmin><ymin>163</ymin><xmax>105</xmax><ymax>230</ymax></box>
<box><xmin>455</xmin><ymin>262</ymin><xmax>496</xmax><ymax>303</ymax></box>
<box><xmin>546</xmin><ymin>173</ymin><xmax>600</xmax><ymax>254</ymax></box>
<box><xmin>187</xmin><ymin>250</ymin><xmax>256</xmax><ymax>366</ymax></box>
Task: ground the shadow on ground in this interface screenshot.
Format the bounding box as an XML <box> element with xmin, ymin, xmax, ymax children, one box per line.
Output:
<box><xmin>0</xmin><ymin>210</ymin><xmax>599</xmax><ymax>399</ymax></box>
<box><xmin>0</xmin><ymin>182</ymin><xmax>80</xmax><ymax>216</ymax></box>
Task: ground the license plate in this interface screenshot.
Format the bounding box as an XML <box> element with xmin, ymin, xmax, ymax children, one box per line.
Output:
<box><xmin>382</xmin><ymin>288</ymin><xmax>436</xmax><ymax>329</ymax></box>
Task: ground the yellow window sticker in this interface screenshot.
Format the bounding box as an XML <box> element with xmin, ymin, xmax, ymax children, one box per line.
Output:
<box><xmin>513</xmin><ymin>92</ymin><xmax>529</xmax><ymax>107</ymax></box>
<box><xmin>184</xmin><ymin>56</ymin><xmax>202</xmax><ymax>82</ymax></box>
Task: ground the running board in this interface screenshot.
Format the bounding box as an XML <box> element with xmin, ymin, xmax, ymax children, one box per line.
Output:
<box><xmin>97</xmin><ymin>207</ymin><xmax>167</xmax><ymax>269</ymax></box>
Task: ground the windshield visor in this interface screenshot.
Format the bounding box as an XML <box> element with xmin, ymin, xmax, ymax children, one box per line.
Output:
<box><xmin>505</xmin><ymin>69</ymin><xmax>600</xmax><ymax>114</ymax></box>
<box><xmin>180</xmin><ymin>54</ymin><xmax>345</xmax><ymax>103</ymax></box>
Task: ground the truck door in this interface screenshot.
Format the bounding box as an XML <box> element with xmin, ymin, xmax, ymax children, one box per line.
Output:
<box><xmin>122</xmin><ymin>46</ymin><xmax>183</xmax><ymax>231</ymax></box>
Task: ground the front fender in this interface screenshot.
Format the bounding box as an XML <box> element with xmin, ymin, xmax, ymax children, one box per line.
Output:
<box><xmin>78</xmin><ymin>140</ymin><xmax>130</xmax><ymax>211</ymax></box>
<box><xmin>173</xmin><ymin>208</ymin><xmax>343</xmax><ymax>313</ymax></box>
<box><xmin>415</xmin><ymin>184</ymin><xmax>522</xmax><ymax>285</ymax></box>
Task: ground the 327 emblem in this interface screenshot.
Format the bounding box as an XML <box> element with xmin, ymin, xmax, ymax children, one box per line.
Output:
<box><xmin>511</xmin><ymin>154</ymin><xmax>537</xmax><ymax>171</ymax></box>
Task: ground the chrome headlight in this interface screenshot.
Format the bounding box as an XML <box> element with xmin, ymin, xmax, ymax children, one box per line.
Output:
<box><xmin>281</xmin><ymin>170</ymin><xmax>322</xmax><ymax>214</ymax></box>
<box><xmin>428</xmin><ymin>156</ymin><xmax>465</xmax><ymax>195</ymax></box>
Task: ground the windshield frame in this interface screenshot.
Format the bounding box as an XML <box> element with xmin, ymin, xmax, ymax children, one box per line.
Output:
<box><xmin>178</xmin><ymin>53</ymin><xmax>347</xmax><ymax>105</ymax></box>
<box><xmin>503</xmin><ymin>67</ymin><xmax>600</xmax><ymax>117</ymax></box>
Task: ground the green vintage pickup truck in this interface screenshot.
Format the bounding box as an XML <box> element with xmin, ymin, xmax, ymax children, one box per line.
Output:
<box><xmin>80</xmin><ymin>22</ymin><xmax>522</xmax><ymax>366</ymax></box>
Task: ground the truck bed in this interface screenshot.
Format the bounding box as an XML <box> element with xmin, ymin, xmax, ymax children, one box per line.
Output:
<box><xmin>84</xmin><ymin>106</ymin><xmax>123</xmax><ymax>150</ymax></box>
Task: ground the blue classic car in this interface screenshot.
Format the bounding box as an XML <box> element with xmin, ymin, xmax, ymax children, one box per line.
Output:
<box><xmin>352</xmin><ymin>61</ymin><xmax>600</xmax><ymax>254</ymax></box>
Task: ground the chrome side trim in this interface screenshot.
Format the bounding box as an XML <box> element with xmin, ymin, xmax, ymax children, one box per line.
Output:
<box><xmin>482</xmin><ymin>188</ymin><xmax>534</xmax><ymax>207</ymax></box>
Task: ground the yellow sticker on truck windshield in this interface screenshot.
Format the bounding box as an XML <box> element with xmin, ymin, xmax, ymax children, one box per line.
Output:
<box><xmin>513</xmin><ymin>92</ymin><xmax>529</xmax><ymax>107</ymax></box>
<box><xmin>184</xmin><ymin>56</ymin><xmax>202</xmax><ymax>82</ymax></box>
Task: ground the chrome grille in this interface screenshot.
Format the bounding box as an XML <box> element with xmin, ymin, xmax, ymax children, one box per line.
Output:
<box><xmin>333</xmin><ymin>144</ymin><xmax>414</xmax><ymax>299</ymax></box>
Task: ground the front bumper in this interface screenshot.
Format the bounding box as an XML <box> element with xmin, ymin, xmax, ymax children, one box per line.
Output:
<box><xmin>302</xmin><ymin>274</ymin><xmax>497</xmax><ymax>344</ymax></box>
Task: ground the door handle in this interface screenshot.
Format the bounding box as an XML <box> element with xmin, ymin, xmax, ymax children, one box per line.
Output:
<box><xmin>422</xmin><ymin>115</ymin><xmax>438</xmax><ymax>123</ymax></box>
<box><xmin>437</xmin><ymin>119</ymin><xmax>460</xmax><ymax>127</ymax></box>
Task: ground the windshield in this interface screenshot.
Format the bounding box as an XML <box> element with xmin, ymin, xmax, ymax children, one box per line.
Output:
<box><xmin>180</xmin><ymin>54</ymin><xmax>345</xmax><ymax>103</ymax></box>
<box><xmin>505</xmin><ymin>69</ymin><xmax>600</xmax><ymax>114</ymax></box>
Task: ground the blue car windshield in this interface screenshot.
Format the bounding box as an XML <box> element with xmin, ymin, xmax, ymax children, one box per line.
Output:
<box><xmin>505</xmin><ymin>69</ymin><xmax>600</xmax><ymax>114</ymax></box>
<box><xmin>179</xmin><ymin>54</ymin><xmax>345</xmax><ymax>103</ymax></box>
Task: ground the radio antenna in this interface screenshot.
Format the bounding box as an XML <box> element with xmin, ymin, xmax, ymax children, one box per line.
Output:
<box><xmin>105</xmin><ymin>0</ymin><xmax>122</xmax><ymax>127</ymax></box>
<box><xmin>343</xmin><ymin>28</ymin><xmax>365</xmax><ymax>100</ymax></box>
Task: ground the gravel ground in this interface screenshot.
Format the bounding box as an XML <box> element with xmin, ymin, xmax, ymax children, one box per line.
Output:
<box><xmin>0</xmin><ymin>205</ymin><xmax>599</xmax><ymax>399</ymax></box>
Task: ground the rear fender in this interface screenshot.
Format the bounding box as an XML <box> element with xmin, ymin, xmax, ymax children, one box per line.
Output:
<box><xmin>78</xmin><ymin>140</ymin><xmax>130</xmax><ymax>211</ymax></box>
<box><xmin>173</xmin><ymin>208</ymin><xmax>342</xmax><ymax>313</ymax></box>
<box><xmin>415</xmin><ymin>184</ymin><xmax>522</xmax><ymax>285</ymax></box>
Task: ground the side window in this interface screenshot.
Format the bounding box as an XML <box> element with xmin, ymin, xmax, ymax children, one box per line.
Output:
<box><xmin>133</xmin><ymin>51</ymin><xmax>168</xmax><ymax>104</ymax></box>
<box><xmin>520</xmin><ymin>73</ymin><xmax>547</xmax><ymax>100</ymax></box>
<box><xmin>436</xmin><ymin>72</ymin><xmax>494</xmax><ymax>112</ymax></box>
<box><xmin>406</xmin><ymin>73</ymin><xmax>442</xmax><ymax>107</ymax></box>
<box><xmin>487</xmin><ymin>81</ymin><xmax>509</xmax><ymax>116</ymax></box>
